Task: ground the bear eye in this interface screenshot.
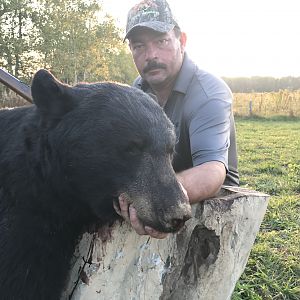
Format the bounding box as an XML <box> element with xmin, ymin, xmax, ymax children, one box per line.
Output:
<box><xmin>165</xmin><ymin>143</ymin><xmax>175</xmax><ymax>162</ymax></box>
<box><xmin>166</xmin><ymin>143</ymin><xmax>175</xmax><ymax>155</ymax></box>
<box><xmin>124</xmin><ymin>139</ymin><xmax>145</xmax><ymax>156</ymax></box>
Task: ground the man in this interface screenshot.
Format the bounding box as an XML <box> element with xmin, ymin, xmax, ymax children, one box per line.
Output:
<box><xmin>115</xmin><ymin>0</ymin><xmax>239</xmax><ymax>238</ymax></box>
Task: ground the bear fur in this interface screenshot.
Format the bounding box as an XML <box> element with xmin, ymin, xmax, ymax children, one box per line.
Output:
<box><xmin>0</xmin><ymin>70</ymin><xmax>191</xmax><ymax>299</ymax></box>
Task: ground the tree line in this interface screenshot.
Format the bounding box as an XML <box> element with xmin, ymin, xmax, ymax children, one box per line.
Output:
<box><xmin>0</xmin><ymin>0</ymin><xmax>137</xmax><ymax>87</ymax></box>
<box><xmin>223</xmin><ymin>76</ymin><xmax>300</xmax><ymax>93</ymax></box>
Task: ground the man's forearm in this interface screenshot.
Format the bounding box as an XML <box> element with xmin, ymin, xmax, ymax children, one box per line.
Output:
<box><xmin>176</xmin><ymin>161</ymin><xmax>226</xmax><ymax>204</ymax></box>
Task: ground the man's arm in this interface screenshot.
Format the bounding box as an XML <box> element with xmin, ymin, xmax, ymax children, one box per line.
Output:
<box><xmin>176</xmin><ymin>161</ymin><xmax>226</xmax><ymax>204</ymax></box>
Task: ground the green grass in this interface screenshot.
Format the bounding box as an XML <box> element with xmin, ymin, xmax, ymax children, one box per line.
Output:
<box><xmin>232</xmin><ymin>117</ymin><xmax>300</xmax><ymax>300</ymax></box>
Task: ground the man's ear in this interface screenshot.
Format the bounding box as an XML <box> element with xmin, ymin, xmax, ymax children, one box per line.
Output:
<box><xmin>180</xmin><ymin>32</ymin><xmax>187</xmax><ymax>53</ymax></box>
<box><xmin>31</xmin><ymin>69</ymin><xmax>78</xmax><ymax>117</ymax></box>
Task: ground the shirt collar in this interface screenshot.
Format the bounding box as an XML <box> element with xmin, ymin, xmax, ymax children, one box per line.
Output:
<box><xmin>172</xmin><ymin>53</ymin><xmax>196</xmax><ymax>94</ymax></box>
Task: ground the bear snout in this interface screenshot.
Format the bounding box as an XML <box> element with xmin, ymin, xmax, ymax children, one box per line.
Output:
<box><xmin>161</xmin><ymin>202</ymin><xmax>192</xmax><ymax>233</ymax></box>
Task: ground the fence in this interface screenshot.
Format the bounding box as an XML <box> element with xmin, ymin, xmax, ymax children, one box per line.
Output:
<box><xmin>233</xmin><ymin>90</ymin><xmax>300</xmax><ymax>117</ymax></box>
<box><xmin>1</xmin><ymin>86</ymin><xmax>300</xmax><ymax>118</ymax></box>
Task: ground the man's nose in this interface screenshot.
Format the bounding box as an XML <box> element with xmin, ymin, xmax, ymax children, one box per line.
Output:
<box><xmin>145</xmin><ymin>43</ymin><xmax>158</xmax><ymax>61</ymax></box>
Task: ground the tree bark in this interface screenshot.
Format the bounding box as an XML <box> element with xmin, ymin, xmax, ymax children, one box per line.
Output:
<box><xmin>63</xmin><ymin>186</ymin><xmax>269</xmax><ymax>300</ymax></box>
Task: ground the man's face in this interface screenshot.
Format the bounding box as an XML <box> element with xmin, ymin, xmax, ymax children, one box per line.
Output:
<box><xmin>129</xmin><ymin>28</ymin><xmax>186</xmax><ymax>88</ymax></box>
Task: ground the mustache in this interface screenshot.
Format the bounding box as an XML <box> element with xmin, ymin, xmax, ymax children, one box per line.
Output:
<box><xmin>143</xmin><ymin>61</ymin><xmax>167</xmax><ymax>73</ymax></box>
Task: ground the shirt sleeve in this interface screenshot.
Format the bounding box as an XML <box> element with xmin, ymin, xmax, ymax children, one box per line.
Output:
<box><xmin>185</xmin><ymin>79</ymin><xmax>233</xmax><ymax>171</ymax></box>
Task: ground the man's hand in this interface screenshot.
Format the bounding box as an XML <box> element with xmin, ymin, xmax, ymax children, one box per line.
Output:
<box><xmin>113</xmin><ymin>194</ymin><xmax>168</xmax><ymax>239</ymax></box>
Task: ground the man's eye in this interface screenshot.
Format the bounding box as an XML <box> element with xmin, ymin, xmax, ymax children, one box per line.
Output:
<box><xmin>157</xmin><ymin>39</ymin><xmax>169</xmax><ymax>47</ymax></box>
<box><xmin>133</xmin><ymin>44</ymin><xmax>144</xmax><ymax>51</ymax></box>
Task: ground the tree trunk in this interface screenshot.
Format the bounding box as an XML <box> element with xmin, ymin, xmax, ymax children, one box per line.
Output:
<box><xmin>63</xmin><ymin>186</ymin><xmax>269</xmax><ymax>300</ymax></box>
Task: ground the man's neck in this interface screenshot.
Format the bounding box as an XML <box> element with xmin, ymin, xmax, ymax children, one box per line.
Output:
<box><xmin>150</xmin><ymin>80</ymin><xmax>174</xmax><ymax>107</ymax></box>
<box><xmin>153</xmin><ymin>89</ymin><xmax>171</xmax><ymax>107</ymax></box>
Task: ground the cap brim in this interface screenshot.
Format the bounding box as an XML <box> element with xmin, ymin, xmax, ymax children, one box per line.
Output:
<box><xmin>124</xmin><ymin>21</ymin><xmax>175</xmax><ymax>41</ymax></box>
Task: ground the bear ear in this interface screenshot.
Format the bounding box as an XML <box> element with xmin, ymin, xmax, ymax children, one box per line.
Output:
<box><xmin>31</xmin><ymin>69</ymin><xmax>78</xmax><ymax>116</ymax></box>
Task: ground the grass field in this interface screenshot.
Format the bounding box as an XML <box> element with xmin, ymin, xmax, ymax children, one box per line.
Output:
<box><xmin>232</xmin><ymin>116</ymin><xmax>300</xmax><ymax>300</ymax></box>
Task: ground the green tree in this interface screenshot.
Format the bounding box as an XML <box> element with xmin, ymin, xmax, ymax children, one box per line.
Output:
<box><xmin>0</xmin><ymin>0</ymin><xmax>137</xmax><ymax>85</ymax></box>
<box><xmin>0</xmin><ymin>0</ymin><xmax>36</xmax><ymax>80</ymax></box>
<box><xmin>32</xmin><ymin>0</ymin><xmax>136</xmax><ymax>84</ymax></box>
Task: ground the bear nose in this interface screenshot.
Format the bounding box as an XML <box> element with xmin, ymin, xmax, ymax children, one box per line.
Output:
<box><xmin>170</xmin><ymin>213</ymin><xmax>191</xmax><ymax>232</ymax></box>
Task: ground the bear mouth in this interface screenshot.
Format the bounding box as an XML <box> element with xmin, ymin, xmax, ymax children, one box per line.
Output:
<box><xmin>114</xmin><ymin>193</ymin><xmax>190</xmax><ymax>234</ymax></box>
<box><xmin>144</xmin><ymin>217</ymin><xmax>187</xmax><ymax>234</ymax></box>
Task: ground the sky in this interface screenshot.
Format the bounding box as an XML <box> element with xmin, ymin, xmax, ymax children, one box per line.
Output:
<box><xmin>101</xmin><ymin>0</ymin><xmax>300</xmax><ymax>78</ymax></box>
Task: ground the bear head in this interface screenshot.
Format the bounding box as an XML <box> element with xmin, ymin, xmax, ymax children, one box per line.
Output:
<box><xmin>31</xmin><ymin>70</ymin><xmax>191</xmax><ymax>232</ymax></box>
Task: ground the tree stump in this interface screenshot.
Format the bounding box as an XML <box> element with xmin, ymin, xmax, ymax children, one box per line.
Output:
<box><xmin>62</xmin><ymin>186</ymin><xmax>269</xmax><ymax>300</ymax></box>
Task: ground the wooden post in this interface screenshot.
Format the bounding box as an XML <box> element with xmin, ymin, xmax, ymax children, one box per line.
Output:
<box><xmin>249</xmin><ymin>100</ymin><xmax>253</xmax><ymax>116</ymax></box>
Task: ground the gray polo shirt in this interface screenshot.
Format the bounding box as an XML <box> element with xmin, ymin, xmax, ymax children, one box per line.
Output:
<box><xmin>133</xmin><ymin>54</ymin><xmax>239</xmax><ymax>186</ymax></box>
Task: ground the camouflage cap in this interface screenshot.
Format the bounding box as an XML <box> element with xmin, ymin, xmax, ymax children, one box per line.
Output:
<box><xmin>124</xmin><ymin>0</ymin><xmax>179</xmax><ymax>40</ymax></box>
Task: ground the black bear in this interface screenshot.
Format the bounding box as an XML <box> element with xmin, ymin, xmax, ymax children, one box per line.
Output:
<box><xmin>0</xmin><ymin>70</ymin><xmax>191</xmax><ymax>299</ymax></box>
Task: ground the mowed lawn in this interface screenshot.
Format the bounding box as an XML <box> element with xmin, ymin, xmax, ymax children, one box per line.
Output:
<box><xmin>232</xmin><ymin>117</ymin><xmax>300</xmax><ymax>300</ymax></box>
